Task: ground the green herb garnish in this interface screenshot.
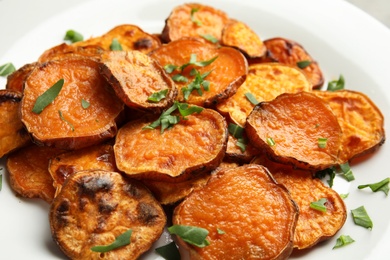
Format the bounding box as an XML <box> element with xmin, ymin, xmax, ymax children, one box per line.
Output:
<box><xmin>296</xmin><ymin>60</ymin><xmax>312</xmax><ymax>69</ymax></box>
<box><xmin>91</xmin><ymin>229</ymin><xmax>132</xmax><ymax>252</ymax></box>
<box><xmin>182</xmin><ymin>69</ymin><xmax>212</xmax><ymax>100</ymax></box>
<box><xmin>110</xmin><ymin>38</ymin><xmax>123</xmax><ymax>51</ymax></box>
<box><xmin>217</xmin><ymin>228</ymin><xmax>225</xmax><ymax>235</ymax></box>
<box><xmin>315</xmin><ymin>167</ymin><xmax>336</xmax><ymax>187</ymax></box>
<box><xmin>266</xmin><ymin>137</ymin><xmax>276</xmax><ymax>147</ymax></box>
<box><xmin>310</xmin><ymin>198</ymin><xmax>328</xmax><ymax>212</ymax></box>
<box><xmin>190</xmin><ymin>8</ymin><xmax>202</xmax><ymax>26</ymax></box>
<box><xmin>32</xmin><ymin>79</ymin><xmax>64</xmax><ymax>114</ymax></box>
<box><xmin>58</xmin><ymin>110</ymin><xmax>75</xmax><ymax>131</ymax></box>
<box><xmin>179</xmin><ymin>54</ymin><xmax>218</xmax><ymax>72</ymax></box>
<box><xmin>340</xmin><ymin>162</ymin><xmax>355</xmax><ymax>181</ymax></box>
<box><xmin>0</xmin><ymin>62</ymin><xmax>16</xmax><ymax>77</ymax></box>
<box><xmin>168</xmin><ymin>225</ymin><xmax>210</xmax><ymax>248</ymax></box>
<box><xmin>164</xmin><ymin>64</ymin><xmax>178</xmax><ymax>74</ymax></box>
<box><xmin>171</xmin><ymin>74</ymin><xmax>188</xmax><ymax>83</ymax></box>
<box><xmin>147</xmin><ymin>89</ymin><xmax>168</xmax><ymax>102</ymax></box>
<box><xmin>155</xmin><ymin>241</ymin><xmax>180</xmax><ymax>260</ymax></box>
<box><xmin>351</xmin><ymin>206</ymin><xmax>373</xmax><ymax>229</ymax></box>
<box><xmin>340</xmin><ymin>193</ymin><xmax>349</xmax><ymax>199</ymax></box>
<box><xmin>64</xmin><ymin>29</ymin><xmax>84</xmax><ymax>43</ymax></box>
<box><xmin>200</xmin><ymin>34</ymin><xmax>218</xmax><ymax>43</ymax></box>
<box><xmin>228</xmin><ymin>123</ymin><xmax>247</xmax><ymax>152</ymax></box>
<box><xmin>327</xmin><ymin>75</ymin><xmax>345</xmax><ymax>91</ymax></box>
<box><xmin>317</xmin><ymin>137</ymin><xmax>327</xmax><ymax>148</ymax></box>
<box><xmin>81</xmin><ymin>99</ymin><xmax>90</xmax><ymax>109</ymax></box>
<box><xmin>245</xmin><ymin>92</ymin><xmax>260</xmax><ymax>105</ymax></box>
<box><xmin>358</xmin><ymin>177</ymin><xmax>390</xmax><ymax>196</ymax></box>
<box><xmin>333</xmin><ymin>235</ymin><xmax>355</xmax><ymax>249</ymax></box>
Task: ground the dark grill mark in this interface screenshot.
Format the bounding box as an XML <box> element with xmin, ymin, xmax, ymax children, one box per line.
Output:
<box><xmin>133</xmin><ymin>38</ymin><xmax>153</xmax><ymax>50</ymax></box>
<box><xmin>137</xmin><ymin>202</ymin><xmax>161</xmax><ymax>225</ymax></box>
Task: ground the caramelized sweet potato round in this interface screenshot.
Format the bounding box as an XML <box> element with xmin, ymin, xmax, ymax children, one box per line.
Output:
<box><xmin>114</xmin><ymin>108</ymin><xmax>228</xmax><ymax>182</ymax></box>
<box><xmin>49</xmin><ymin>170</ymin><xmax>166</xmax><ymax>260</ymax></box>
<box><xmin>246</xmin><ymin>92</ymin><xmax>342</xmax><ymax>170</ymax></box>
<box><xmin>173</xmin><ymin>164</ymin><xmax>299</xmax><ymax>259</ymax></box>
<box><xmin>99</xmin><ymin>50</ymin><xmax>177</xmax><ymax>113</ymax></box>
<box><xmin>216</xmin><ymin>63</ymin><xmax>312</xmax><ymax>126</ymax></box>
<box><xmin>21</xmin><ymin>57</ymin><xmax>124</xmax><ymax>150</ymax></box>
<box><xmin>38</xmin><ymin>43</ymin><xmax>104</xmax><ymax>63</ymax></box>
<box><xmin>149</xmin><ymin>38</ymin><xmax>247</xmax><ymax>106</ymax></box>
<box><xmin>313</xmin><ymin>90</ymin><xmax>385</xmax><ymax>163</ymax></box>
<box><xmin>6</xmin><ymin>62</ymin><xmax>37</xmax><ymax>92</ymax></box>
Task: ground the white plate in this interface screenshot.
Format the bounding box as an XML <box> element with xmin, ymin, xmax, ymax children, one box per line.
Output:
<box><xmin>1</xmin><ymin>0</ymin><xmax>389</xmax><ymax>259</ymax></box>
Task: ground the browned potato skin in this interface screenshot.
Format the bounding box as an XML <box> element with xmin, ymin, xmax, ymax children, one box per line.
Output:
<box><xmin>246</xmin><ymin>92</ymin><xmax>342</xmax><ymax>170</ymax></box>
<box><xmin>99</xmin><ymin>50</ymin><xmax>177</xmax><ymax>114</ymax></box>
<box><xmin>6</xmin><ymin>62</ymin><xmax>37</xmax><ymax>92</ymax></box>
<box><xmin>50</xmin><ymin>170</ymin><xmax>166</xmax><ymax>260</ymax></box>
<box><xmin>38</xmin><ymin>43</ymin><xmax>104</xmax><ymax>63</ymax></box>
<box><xmin>0</xmin><ymin>89</ymin><xmax>31</xmax><ymax>158</ymax></box>
<box><xmin>7</xmin><ymin>145</ymin><xmax>65</xmax><ymax>203</ymax></box>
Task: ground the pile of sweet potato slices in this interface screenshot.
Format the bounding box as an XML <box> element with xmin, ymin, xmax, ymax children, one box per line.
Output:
<box><xmin>0</xmin><ymin>2</ymin><xmax>386</xmax><ymax>259</ymax></box>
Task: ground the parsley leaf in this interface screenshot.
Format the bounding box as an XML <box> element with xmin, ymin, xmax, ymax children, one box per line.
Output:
<box><xmin>358</xmin><ymin>177</ymin><xmax>390</xmax><ymax>196</ymax></box>
<box><xmin>81</xmin><ymin>99</ymin><xmax>90</xmax><ymax>109</ymax></box>
<box><xmin>190</xmin><ymin>8</ymin><xmax>202</xmax><ymax>26</ymax></box>
<box><xmin>110</xmin><ymin>38</ymin><xmax>123</xmax><ymax>51</ymax></box>
<box><xmin>245</xmin><ymin>92</ymin><xmax>260</xmax><ymax>105</ymax></box>
<box><xmin>327</xmin><ymin>75</ymin><xmax>345</xmax><ymax>91</ymax></box>
<box><xmin>351</xmin><ymin>206</ymin><xmax>373</xmax><ymax>229</ymax></box>
<box><xmin>155</xmin><ymin>241</ymin><xmax>180</xmax><ymax>260</ymax></box>
<box><xmin>64</xmin><ymin>29</ymin><xmax>83</xmax><ymax>43</ymax></box>
<box><xmin>0</xmin><ymin>62</ymin><xmax>16</xmax><ymax>77</ymax></box>
<box><xmin>182</xmin><ymin>69</ymin><xmax>212</xmax><ymax>100</ymax></box>
<box><xmin>340</xmin><ymin>162</ymin><xmax>355</xmax><ymax>181</ymax></box>
<box><xmin>147</xmin><ymin>89</ymin><xmax>168</xmax><ymax>102</ymax></box>
<box><xmin>310</xmin><ymin>198</ymin><xmax>327</xmax><ymax>212</ymax></box>
<box><xmin>228</xmin><ymin>123</ymin><xmax>247</xmax><ymax>152</ymax></box>
<box><xmin>200</xmin><ymin>34</ymin><xmax>218</xmax><ymax>43</ymax></box>
<box><xmin>32</xmin><ymin>79</ymin><xmax>64</xmax><ymax>114</ymax></box>
<box><xmin>333</xmin><ymin>235</ymin><xmax>355</xmax><ymax>249</ymax></box>
<box><xmin>91</xmin><ymin>229</ymin><xmax>132</xmax><ymax>252</ymax></box>
<box><xmin>168</xmin><ymin>225</ymin><xmax>210</xmax><ymax>248</ymax></box>
<box><xmin>296</xmin><ymin>60</ymin><xmax>312</xmax><ymax>69</ymax></box>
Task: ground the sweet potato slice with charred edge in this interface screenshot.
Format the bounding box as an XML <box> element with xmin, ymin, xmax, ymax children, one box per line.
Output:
<box><xmin>216</xmin><ymin>63</ymin><xmax>312</xmax><ymax>127</ymax></box>
<box><xmin>74</xmin><ymin>24</ymin><xmax>161</xmax><ymax>54</ymax></box>
<box><xmin>258</xmin><ymin>37</ymin><xmax>324</xmax><ymax>89</ymax></box>
<box><xmin>99</xmin><ymin>50</ymin><xmax>177</xmax><ymax>113</ymax></box>
<box><xmin>6</xmin><ymin>145</ymin><xmax>65</xmax><ymax>203</ymax></box>
<box><xmin>6</xmin><ymin>62</ymin><xmax>37</xmax><ymax>92</ymax></box>
<box><xmin>225</xmin><ymin>134</ymin><xmax>260</xmax><ymax>164</ymax></box>
<box><xmin>161</xmin><ymin>3</ymin><xmax>230</xmax><ymax>43</ymax></box>
<box><xmin>149</xmin><ymin>38</ymin><xmax>247</xmax><ymax>107</ymax></box>
<box><xmin>21</xmin><ymin>57</ymin><xmax>124</xmax><ymax>150</ymax></box>
<box><xmin>49</xmin><ymin>170</ymin><xmax>166</xmax><ymax>260</ymax></box>
<box><xmin>0</xmin><ymin>90</ymin><xmax>31</xmax><ymax>158</ymax></box>
<box><xmin>114</xmin><ymin>108</ymin><xmax>228</xmax><ymax>182</ymax></box>
<box><xmin>246</xmin><ymin>92</ymin><xmax>342</xmax><ymax>170</ymax></box>
<box><xmin>172</xmin><ymin>164</ymin><xmax>299</xmax><ymax>259</ymax></box>
<box><xmin>313</xmin><ymin>90</ymin><xmax>385</xmax><ymax>163</ymax></box>
<box><xmin>252</xmin><ymin>156</ymin><xmax>347</xmax><ymax>250</ymax></box>
<box><xmin>48</xmin><ymin>143</ymin><xmax>117</xmax><ymax>196</ymax></box>
<box><xmin>38</xmin><ymin>43</ymin><xmax>104</xmax><ymax>63</ymax></box>
<box><xmin>221</xmin><ymin>19</ymin><xmax>267</xmax><ymax>58</ymax></box>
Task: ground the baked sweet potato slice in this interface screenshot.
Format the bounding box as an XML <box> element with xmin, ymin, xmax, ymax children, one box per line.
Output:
<box><xmin>49</xmin><ymin>170</ymin><xmax>166</xmax><ymax>259</ymax></box>
<box><xmin>38</xmin><ymin>43</ymin><xmax>104</xmax><ymax>63</ymax></box>
<box><xmin>221</xmin><ymin>19</ymin><xmax>266</xmax><ymax>58</ymax></box>
<box><xmin>172</xmin><ymin>164</ymin><xmax>299</xmax><ymax>259</ymax></box>
<box><xmin>253</xmin><ymin>156</ymin><xmax>346</xmax><ymax>249</ymax></box>
<box><xmin>225</xmin><ymin>133</ymin><xmax>260</xmax><ymax>164</ymax></box>
<box><xmin>216</xmin><ymin>63</ymin><xmax>312</xmax><ymax>126</ymax></box>
<box><xmin>149</xmin><ymin>38</ymin><xmax>247</xmax><ymax>106</ymax></box>
<box><xmin>259</xmin><ymin>37</ymin><xmax>324</xmax><ymax>89</ymax></box>
<box><xmin>114</xmin><ymin>108</ymin><xmax>228</xmax><ymax>182</ymax></box>
<box><xmin>0</xmin><ymin>90</ymin><xmax>31</xmax><ymax>158</ymax></box>
<box><xmin>6</xmin><ymin>144</ymin><xmax>65</xmax><ymax>203</ymax></box>
<box><xmin>74</xmin><ymin>24</ymin><xmax>161</xmax><ymax>54</ymax></box>
<box><xmin>49</xmin><ymin>143</ymin><xmax>117</xmax><ymax>196</ymax></box>
<box><xmin>161</xmin><ymin>3</ymin><xmax>230</xmax><ymax>43</ymax></box>
<box><xmin>246</xmin><ymin>92</ymin><xmax>342</xmax><ymax>170</ymax></box>
<box><xmin>313</xmin><ymin>90</ymin><xmax>385</xmax><ymax>163</ymax></box>
<box><xmin>21</xmin><ymin>57</ymin><xmax>124</xmax><ymax>150</ymax></box>
<box><xmin>99</xmin><ymin>50</ymin><xmax>177</xmax><ymax>113</ymax></box>
<box><xmin>6</xmin><ymin>62</ymin><xmax>37</xmax><ymax>92</ymax></box>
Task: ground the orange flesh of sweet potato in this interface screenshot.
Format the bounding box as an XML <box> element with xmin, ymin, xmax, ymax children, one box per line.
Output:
<box><xmin>259</xmin><ymin>37</ymin><xmax>324</xmax><ymax>89</ymax></box>
<box><xmin>21</xmin><ymin>57</ymin><xmax>124</xmax><ymax>150</ymax></box>
<box><xmin>313</xmin><ymin>90</ymin><xmax>385</xmax><ymax>163</ymax></box>
<box><xmin>253</xmin><ymin>156</ymin><xmax>346</xmax><ymax>250</ymax></box>
<box><xmin>74</xmin><ymin>24</ymin><xmax>161</xmax><ymax>54</ymax></box>
<box><xmin>114</xmin><ymin>108</ymin><xmax>228</xmax><ymax>182</ymax></box>
<box><xmin>49</xmin><ymin>170</ymin><xmax>166</xmax><ymax>260</ymax></box>
<box><xmin>149</xmin><ymin>38</ymin><xmax>247</xmax><ymax>107</ymax></box>
<box><xmin>221</xmin><ymin>19</ymin><xmax>266</xmax><ymax>58</ymax></box>
<box><xmin>225</xmin><ymin>134</ymin><xmax>260</xmax><ymax>164</ymax></box>
<box><xmin>161</xmin><ymin>3</ymin><xmax>230</xmax><ymax>43</ymax></box>
<box><xmin>6</xmin><ymin>145</ymin><xmax>65</xmax><ymax>203</ymax></box>
<box><xmin>6</xmin><ymin>62</ymin><xmax>37</xmax><ymax>92</ymax></box>
<box><xmin>99</xmin><ymin>50</ymin><xmax>177</xmax><ymax>113</ymax></box>
<box><xmin>216</xmin><ymin>63</ymin><xmax>312</xmax><ymax>126</ymax></box>
<box><xmin>0</xmin><ymin>90</ymin><xmax>31</xmax><ymax>158</ymax></box>
<box><xmin>38</xmin><ymin>43</ymin><xmax>104</xmax><ymax>63</ymax></box>
<box><xmin>173</xmin><ymin>164</ymin><xmax>299</xmax><ymax>259</ymax></box>
<box><xmin>246</xmin><ymin>92</ymin><xmax>342</xmax><ymax>170</ymax></box>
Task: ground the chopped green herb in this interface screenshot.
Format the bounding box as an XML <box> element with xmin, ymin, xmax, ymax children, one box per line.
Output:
<box><xmin>190</xmin><ymin>8</ymin><xmax>202</xmax><ymax>26</ymax></box>
<box><xmin>182</xmin><ymin>69</ymin><xmax>212</xmax><ymax>100</ymax></box>
<box><xmin>217</xmin><ymin>228</ymin><xmax>225</xmax><ymax>235</ymax></box>
<box><xmin>64</xmin><ymin>29</ymin><xmax>84</xmax><ymax>43</ymax></box>
<box><xmin>110</xmin><ymin>38</ymin><xmax>123</xmax><ymax>51</ymax></box>
<box><xmin>340</xmin><ymin>162</ymin><xmax>355</xmax><ymax>181</ymax></box>
<box><xmin>164</xmin><ymin>64</ymin><xmax>178</xmax><ymax>74</ymax></box>
<box><xmin>200</xmin><ymin>34</ymin><xmax>218</xmax><ymax>43</ymax></box>
<box><xmin>327</xmin><ymin>75</ymin><xmax>345</xmax><ymax>91</ymax></box>
<box><xmin>0</xmin><ymin>62</ymin><xmax>16</xmax><ymax>77</ymax></box>
<box><xmin>58</xmin><ymin>110</ymin><xmax>75</xmax><ymax>131</ymax></box>
<box><xmin>333</xmin><ymin>235</ymin><xmax>355</xmax><ymax>249</ymax></box>
<box><xmin>317</xmin><ymin>137</ymin><xmax>327</xmax><ymax>148</ymax></box>
<box><xmin>266</xmin><ymin>137</ymin><xmax>276</xmax><ymax>147</ymax></box>
<box><xmin>32</xmin><ymin>79</ymin><xmax>64</xmax><ymax>114</ymax></box>
<box><xmin>91</xmin><ymin>229</ymin><xmax>132</xmax><ymax>252</ymax></box>
<box><xmin>155</xmin><ymin>241</ymin><xmax>180</xmax><ymax>260</ymax></box>
<box><xmin>351</xmin><ymin>206</ymin><xmax>373</xmax><ymax>229</ymax></box>
<box><xmin>171</xmin><ymin>74</ymin><xmax>188</xmax><ymax>82</ymax></box>
<box><xmin>245</xmin><ymin>92</ymin><xmax>260</xmax><ymax>105</ymax></box>
<box><xmin>179</xmin><ymin>54</ymin><xmax>218</xmax><ymax>72</ymax></box>
<box><xmin>176</xmin><ymin>102</ymin><xmax>204</xmax><ymax>116</ymax></box>
<box><xmin>339</xmin><ymin>193</ymin><xmax>349</xmax><ymax>199</ymax></box>
<box><xmin>358</xmin><ymin>177</ymin><xmax>390</xmax><ymax>196</ymax></box>
<box><xmin>168</xmin><ymin>225</ymin><xmax>210</xmax><ymax>248</ymax></box>
<box><xmin>296</xmin><ymin>60</ymin><xmax>312</xmax><ymax>69</ymax></box>
<box><xmin>228</xmin><ymin>123</ymin><xmax>247</xmax><ymax>152</ymax></box>
<box><xmin>310</xmin><ymin>198</ymin><xmax>327</xmax><ymax>212</ymax></box>
<box><xmin>147</xmin><ymin>89</ymin><xmax>168</xmax><ymax>102</ymax></box>
<box><xmin>81</xmin><ymin>99</ymin><xmax>90</xmax><ymax>109</ymax></box>
<box><xmin>315</xmin><ymin>167</ymin><xmax>336</xmax><ymax>187</ymax></box>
